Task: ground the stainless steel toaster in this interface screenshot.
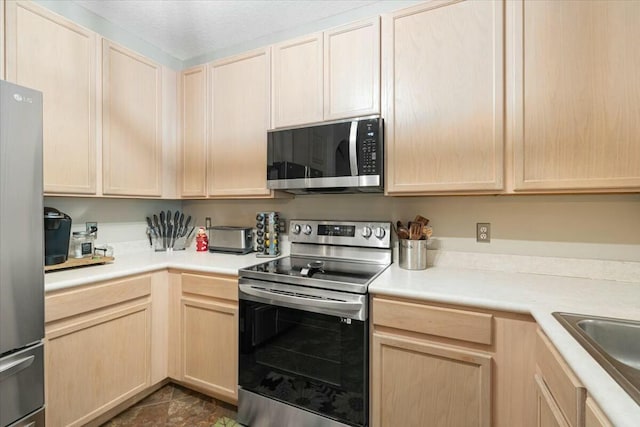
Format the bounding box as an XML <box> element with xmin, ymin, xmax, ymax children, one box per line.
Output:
<box><xmin>208</xmin><ymin>226</ymin><xmax>253</xmax><ymax>254</ymax></box>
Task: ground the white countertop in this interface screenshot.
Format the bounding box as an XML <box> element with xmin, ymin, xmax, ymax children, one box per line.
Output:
<box><xmin>44</xmin><ymin>249</ymin><xmax>270</xmax><ymax>292</ymax></box>
<box><xmin>45</xmin><ymin>250</ymin><xmax>640</xmax><ymax>425</ymax></box>
<box><xmin>369</xmin><ymin>265</ymin><xmax>640</xmax><ymax>427</ymax></box>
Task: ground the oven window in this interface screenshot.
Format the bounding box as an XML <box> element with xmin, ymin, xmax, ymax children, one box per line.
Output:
<box><xmin>239</xmin><ymin>299</ymin><xmax>368</xmax><ymax>427</ymax></box>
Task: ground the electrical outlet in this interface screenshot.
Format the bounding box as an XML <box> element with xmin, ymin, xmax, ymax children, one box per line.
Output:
<box><xmin>476</xmin><ymin>223</ymin><xmax>490</xmax><ymax>243</ymax></box>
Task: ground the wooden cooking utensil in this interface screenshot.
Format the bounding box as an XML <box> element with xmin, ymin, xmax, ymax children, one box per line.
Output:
<box><xmin>398</xmin><ymin>227</ymin><xmax>410</xmax><ymax>239</ymax></box>
<box><xmin>396</xmin><ymin>220</ymin><xmax>410</xmax><ymax>239</ymax></box>
<box><xmin>409</xmin><ymin>222</ymin><xmax>422</xmax><ymax>240</ymax></box>
<box><xmin>414</xmin><ymin>215</ymin><xmax>430</xmax><ymax>226</ymax></box>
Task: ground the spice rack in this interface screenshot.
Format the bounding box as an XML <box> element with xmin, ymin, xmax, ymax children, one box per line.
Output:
<box><xmin>255</xmin><ymin>212</ymin><xmax>281</xmax><ymax>258</ymax></box>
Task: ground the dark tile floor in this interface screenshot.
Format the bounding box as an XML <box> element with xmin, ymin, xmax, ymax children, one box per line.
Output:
<box><xmin>101</xmin><ymin>383</ymin><xmax>239</xmax><ymax>427</ymax></box>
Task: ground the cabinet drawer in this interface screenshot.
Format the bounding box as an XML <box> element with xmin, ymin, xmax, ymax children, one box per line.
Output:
<box><xmin>181</xmin><ymin>273</ymin><xmax>238</xmax><ymax>301</ymax></box>
<box><xmin>46</xmin><ymin>274</ymin><xmax>151</xmax><ymax>323</ymax></box>
<box><xmin>372</xmin><ymin>297</ymin><xmax>493</xmax><ymax>345</ymax></box>
<box><xmin>536</xmin><ymin>330</ymin><xmax>586</xmax><ymax>427</ymax></box>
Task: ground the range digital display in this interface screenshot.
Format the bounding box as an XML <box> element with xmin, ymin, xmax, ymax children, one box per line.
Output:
<box><xmin>318</xmin><ymin>224</ymin><xmax>355</xmax><ymax>237</ymax></box>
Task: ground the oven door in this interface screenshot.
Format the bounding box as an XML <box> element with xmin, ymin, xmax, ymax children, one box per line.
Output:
<box><xmin>238</xmin><ymin>279</ymin><xmax>368</xmax><ymax>427</ymax></box>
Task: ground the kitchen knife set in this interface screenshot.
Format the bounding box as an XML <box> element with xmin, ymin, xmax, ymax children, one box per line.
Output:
<box><xmin>146</xmin><ymin>210</ymin><xmax>194</xmax><ymax>251</ymax></box>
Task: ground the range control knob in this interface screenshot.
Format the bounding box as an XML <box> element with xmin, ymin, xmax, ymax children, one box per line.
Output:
<box><xmin>292</xmin><ymin>224</ymin><xmax>301</xmax><ymax>235</ymax></box>
<box><xmin>303</xmin><ymin>224</ymin><xmax>313</xmax><ymax>235</ymax></box>
<box><xmin>362</xmin><ymin>226</ymin><xmax>373</xmax><ymax>238</ymax></box>
<box><xmin>374</xmin><ymin>227</ymin><xmax>386</xmax><ymax>239</ymax></box>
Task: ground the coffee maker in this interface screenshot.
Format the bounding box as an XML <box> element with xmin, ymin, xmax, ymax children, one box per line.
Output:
<box><xmin>44</xmin><ymin>207</ymin><xmax>72</xmax><ymax>265</ymax></box>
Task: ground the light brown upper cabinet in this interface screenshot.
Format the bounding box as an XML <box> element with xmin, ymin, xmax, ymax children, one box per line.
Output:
<box><xmin>272</xmin><ymin>34</ymin><xmax>324</xmax><ymax>128</ymax></box>
<box><xmin>102</xmin><ymin>40</ymin><xmax>163</xmax><ymax>196</ymax></box>
<box><xmin>5</xmin><ymin>1</ymin><xmax>97</xmax><ymax>195</ymax></box>
<box><xmin>510</xmin><ymin>0</ymin><xmax>640</xmax><ymax>191</ymax></box>
<box><xmin>179</xmin><ymin>66</ymin><xmax>207</xmax><ymax>197</ymax></box>
<box><xmin>272</xmin><ymin>18</ymin><xmax>381</xmax><ymax>128</ymax></box>
<box><xmin>324</xmin><ymin>17</ymin><xmax>381</xmax><ymax>120</ymax></box>
<box><xmin>383</xmin><ymin>0</ymin><xmax>504</xmax><ymax>194</ymax></box>
<box><xmin>208</xmin><ymin>48</ymin><xmax>272</xmax><ymax>197</ymax></box>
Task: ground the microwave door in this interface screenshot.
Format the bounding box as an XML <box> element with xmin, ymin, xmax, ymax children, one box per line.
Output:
<box><xmin>333</xmin><ymin>121</ymin><xmax>358</xmax><ymax>178</ymax></box>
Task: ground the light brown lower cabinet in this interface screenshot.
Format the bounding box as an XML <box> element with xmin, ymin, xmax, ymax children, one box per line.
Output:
<box><xmin>44</xmin><ymin>274</ymin><xmax>154</xmax><ymax>427</ymax></box>
<box><xmin>175</xmin><ymin>272</ymin><xmax>239</xmax><ymax>404</ymax></box>
<box><xmin>371</xmin><ymin>295</ymin><xmax>538</xmax><ymax>427</ymax></box>
<box><xmin>535</xmin><ymin>374</ymin><xmax>571</xmax><ymax>427</ymax></box>
<box><xmin>44</xmin><ymin>270</ymin><xmax>239</xmax><ymax>426</ymax></box>
<box><xmin>43</xmin><ymin>272</ymin><xmax>615</xmax><ymax>427</ymax></box>
<box><xmin>372</xmin><ymin>332</ymin><xmax>491</xmax><ymax>426</ymax></box>
<box><xmin>585</xmin><ymin>396</ymin><xmax>612</xmax><ymax>427</ymax></box>
<box><xmin>536</xmin><ymin>329</ymin><xmax>586</xmax><ymax>427</ymax></box>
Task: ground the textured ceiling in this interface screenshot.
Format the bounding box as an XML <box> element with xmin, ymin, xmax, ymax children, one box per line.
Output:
<box><xmin>72</xmin><ymin>0</ymin><xmax>380</xmax><ymax>61</ymax></box>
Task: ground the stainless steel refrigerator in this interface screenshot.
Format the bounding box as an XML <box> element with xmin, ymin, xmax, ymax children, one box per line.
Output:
<box><xmin>0</xmin><ymin>80</ymin><xmax>45</xmax><ymax>427</ymax></box>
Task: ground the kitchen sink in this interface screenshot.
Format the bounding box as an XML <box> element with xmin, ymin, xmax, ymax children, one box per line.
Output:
<box><xmin>553</xmin><ymin>312</ymin><xmax>640</xmax><ymax>405</ymax></box>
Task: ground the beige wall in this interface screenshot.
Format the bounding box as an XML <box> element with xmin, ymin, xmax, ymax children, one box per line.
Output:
<box><xmin>44</xmin><ymin>197</ymin><xmax>181</xmax><ymax>243</ymax></box>
<box><xmin>45</xmin><ymin>193</ymin><xmax>639</xmax><ymax>261</ymax></box>
<box><xmin>184</xmin><ymin>193</ymin><xmax>640</xmax><ymax>262</ymax></box>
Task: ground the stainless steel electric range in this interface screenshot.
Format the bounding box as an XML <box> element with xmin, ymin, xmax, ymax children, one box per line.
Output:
<box><xmin>238</xmin><ymin>220</ymin><xmax>392</xmax><ymax>427</ymax></box>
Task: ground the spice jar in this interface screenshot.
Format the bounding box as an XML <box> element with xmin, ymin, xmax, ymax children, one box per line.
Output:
<box><xmin>72</xmin><ymin>231</ymin><xmax>95</xmax><ymax>258</ymax></box>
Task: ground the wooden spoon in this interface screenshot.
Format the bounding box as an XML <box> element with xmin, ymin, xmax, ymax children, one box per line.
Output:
<box><xmin>396</xmin><ymin>220</ymin><xmax>410</xmax><ymax>239</ymax></box>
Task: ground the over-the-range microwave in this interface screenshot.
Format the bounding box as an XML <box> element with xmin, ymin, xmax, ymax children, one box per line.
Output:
<box><xmin>267</xmin><ymin>116</ymin><xmax>383</xmax><ymax>194</ymax></box>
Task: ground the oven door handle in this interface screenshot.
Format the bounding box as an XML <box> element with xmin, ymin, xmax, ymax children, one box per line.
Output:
<box><xmin>239</xmin><ymin>283</ymin><xmax>363</xmax><ymax>312</ymax></box>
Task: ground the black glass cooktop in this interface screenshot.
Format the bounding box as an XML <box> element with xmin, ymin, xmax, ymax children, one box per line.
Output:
<box><xmin>241</xmin><ymin>256</ymin><xmax>388</xmax><ymax>291</ymax></box>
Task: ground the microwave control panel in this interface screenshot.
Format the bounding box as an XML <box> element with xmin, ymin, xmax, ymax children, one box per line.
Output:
<box><xmin>359</xmin><ymin>120</ymin><xmax>381</xmax><ymax>175</ymax></box>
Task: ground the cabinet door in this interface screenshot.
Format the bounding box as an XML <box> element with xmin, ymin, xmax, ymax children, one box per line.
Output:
<box><xmin>585</xmin><ymin>397</ymin><xmax>612</xmax><ymax>427</ymax></box>
<box><xmin>45</xmin><ymin>301</ymin><xmax>151</xmax><ymax>427</ymax></box>
<box><xmin>511</xmin><ymin>0</ymin><xmax>640</xmax><ymax>191</ymax></box>
<box><xmin>208</xmin><ymin>48</ymin><xmax>271</xmax><ymax>197</ymax></box>
<box><xmin>272</xmin><ymin>33</ymin><xmax>323</xmax><ymax>128</ymax></box>
<box><xmin>536</xmin><ymin>330</ymin><xmax>586</xmax><ymax>427</ymax></box>
<box><xmin>179</xmin><ymin>66</ymin><xmax>207</xmax><ymax>197</ymax></box>
<box><xmin>5</xmin><ymin>1</ymin><xmax>97</xmax><ymax>194</ymax></box>
<box><xmin>535</xmin><ymin>374</ymin><xmax>570</xmax><ymax>427</ymax></box>
<box><xmin>371</xmin><ymin>332</ymin><xmax>491</xmax><ymax>427</ymax></box>
<box><xmin>324</xmin><ymin>17</ymin><xmax>380</xmax><ymax>120</ymax></box>
<box><xmin>102</xmin><ymin>40</ymin><xmax>162</xmax><ymax>196</ymax></box>
<box><xmin>181</xmin><ymin>297</ymin><xmax>238</xmax><ymax>402</ymax></box>
<box><xmin>383</xmin><ymin>0</ymin><xmax>504</xmax><ymax>194</ymax></box>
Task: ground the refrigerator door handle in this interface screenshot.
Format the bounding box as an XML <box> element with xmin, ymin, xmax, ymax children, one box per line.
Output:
<box><xmin>0</xmin><ymin>355</ymin><xmax>34</xmax><ymax>381</ymax></box>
